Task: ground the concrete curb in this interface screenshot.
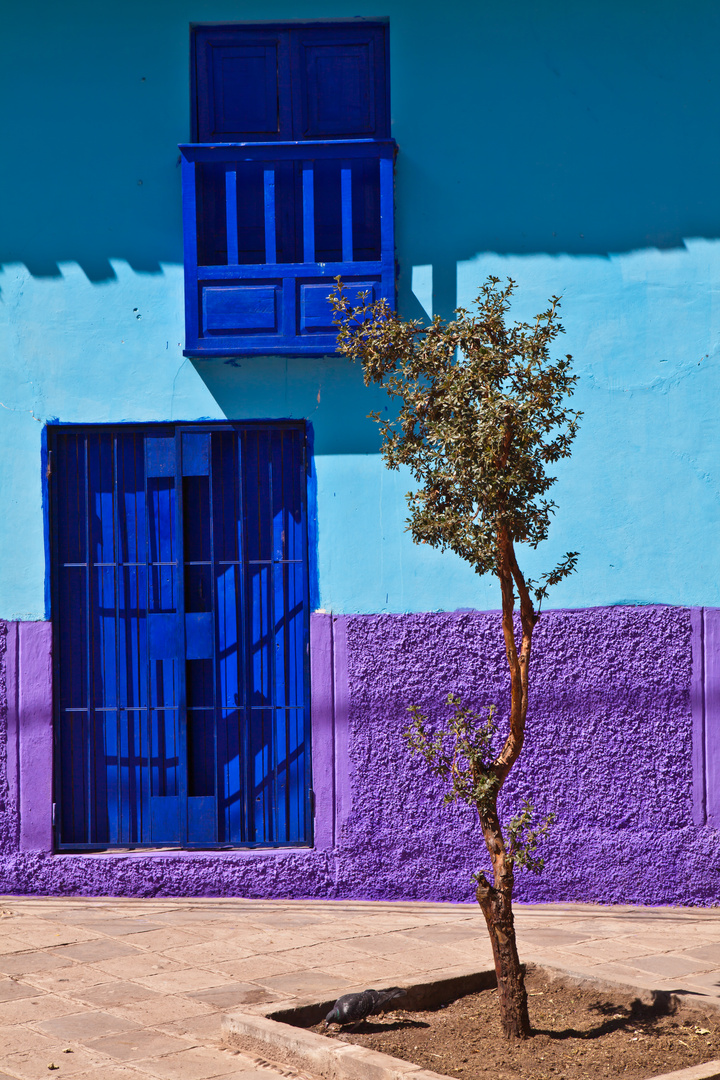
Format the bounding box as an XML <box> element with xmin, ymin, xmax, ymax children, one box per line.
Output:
<box><xmin>221</xmin><ymin>965</ymin><xmax>720</xmax><ymax>1080</ymax></box>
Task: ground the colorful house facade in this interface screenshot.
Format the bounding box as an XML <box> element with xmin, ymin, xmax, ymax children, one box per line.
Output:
<box><xmin>2</xmin><ymin>0</ymin><xmax>720</xmax><ymax>904</ymax></box>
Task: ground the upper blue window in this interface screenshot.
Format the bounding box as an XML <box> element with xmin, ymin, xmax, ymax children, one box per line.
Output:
<box><xmin>181</xmin><ymin>21</ymin><xmax>396</xmax><ymax>357</ymax></box>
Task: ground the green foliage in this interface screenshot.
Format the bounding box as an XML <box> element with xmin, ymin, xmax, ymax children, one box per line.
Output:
<box><xmin>331</xmin><ymin>276</ymin><xmax>581</xmax><ymax>599</ymax></box>
<box><xmin>405</xmin><ymin>694</ymin><xmax>499</xmax><ymax>815</ymax></box>
<box><xmin>405</xmin><ymin>695</ymin><xmax>555</xmax><ymax>872</ymax></box>
<box><xmin>505</xmin><ymin>802</ymin><xmax>557</xmax><ymax>874</ymax></box>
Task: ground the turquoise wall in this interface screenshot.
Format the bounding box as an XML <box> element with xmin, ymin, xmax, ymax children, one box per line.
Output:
<box><xmin>2</xmin><ymin>0</ymin><xmax>720</xmax><ymax>619</ymax></box>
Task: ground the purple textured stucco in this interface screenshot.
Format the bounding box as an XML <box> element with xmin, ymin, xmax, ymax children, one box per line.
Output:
<box><xmin>0</xmin><ymin>606</ymin><xmax>718</xmax><ymax>905</ymax></box>
<box><xmin>17</xmin><ymin>622</ymin><xmax>53</xmax><ymax>852</ymax></box>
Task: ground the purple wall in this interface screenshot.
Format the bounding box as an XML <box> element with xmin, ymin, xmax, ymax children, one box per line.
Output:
<box><xmin>1</xmin><ymin>607</ymin><xmax>719</xmax><ymax>906</ymax></box>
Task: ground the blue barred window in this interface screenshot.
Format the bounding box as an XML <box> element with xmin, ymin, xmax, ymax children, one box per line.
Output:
<box><xmin>181</xmin><ymin>21</ymin><xmax>396</xmax><ymax>356</ymax></box>
<box><xmin>50</xmin><ymin>424</ymin><xmax>311</xmax><ymax>849</ymax></box>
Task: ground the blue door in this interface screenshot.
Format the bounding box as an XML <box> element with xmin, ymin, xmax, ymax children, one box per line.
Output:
<box><xmin>51</xmin><ymin>424</ymin><xmax>311</xmax><ymax>849</ymax></box>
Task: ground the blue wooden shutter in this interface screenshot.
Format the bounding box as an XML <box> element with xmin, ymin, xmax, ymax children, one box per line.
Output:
<box><xmin>291</xmin><ymin>26</ymin><xmax>389</xmax><ymax>139</ymax></box>
<box><xmin>52</xmin><ymin>425</ymin><xmax>311</xmax><ymax>849</ymax></box>
<box><xmin>194</xmin><ymin>27</ymin><xmax>292</xmax><ymax>142</ymax></box>
<box><xmin>193</xmin><ymin>24</ymin><xmax>388</xmax><ymax>142</ymax></box>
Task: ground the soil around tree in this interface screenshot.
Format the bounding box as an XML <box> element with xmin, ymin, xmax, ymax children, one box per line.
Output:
<box><xmin>312</xmin><ymin>966</ymin><xmax>720</xmax><ymax>1080</ymax></box>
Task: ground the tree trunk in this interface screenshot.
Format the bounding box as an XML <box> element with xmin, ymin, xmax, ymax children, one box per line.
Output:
<box><xmin>473</xmin><ymin>532</ymin><xmax>536</xmax><ymax>1038</ymax></box>
<box><xmin>476</xmin><ymin>870</ymin><xmax>531</xmax><ymax>1039</ymax></box>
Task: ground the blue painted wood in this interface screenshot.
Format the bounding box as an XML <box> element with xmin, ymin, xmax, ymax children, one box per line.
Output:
<box><xmin>302</xmin><ymin>164</ymin><xmax>315</xmax><ymax>264</ymax></box>
<box><xmin>193</xmin><ymin>23</ymin><xmax>388</xmax><ymax>141</ymax></box>
<box><xmin>181</xmin><ymin>158</ymin><xmax>200</xmax><ymax>352</ymax></box>
<box><xmin>151</xmin><ymin>794</ymin><xmax>181</xmax><ymax>842</ymax></box>
<box><xmin>184</xmin><ymin>19</ymin><xmax>393</xmax><ymax>357</ymax></box>
<box><xmin>341</xmin><ymin>162</ymin><xmax>353</xmax><ymax>262</ymax></box>
<box><xmin>225</xmin><ymin>169</ymin><xmax>239</xmax><ymax>265</ymax></box>
<box><xmin>182</xmin><ymin>432</ymin><xmax>211</xmax><ymax>477</ymax></box>
<box><xmin>301</xmin><ymin>281</ymin><xmax>376</xmax><ymax>333</ymax></box>
<box><xmin>202</xmin><ymin>285</ymin><xmax>278</xmax><ymax>334</ymax></box>
<box><xmin>181</xmin><ymin>143</ymin><xmax>394</xmax><ymax>356</ymax></box>
<box><xmin>181</xmin><ymin>139</ymin><xmax>392</xmax><ymax>161</ymax></box>
<box><xmin>194</xmin><ymin>28</ymin><xmax>292</xmax><ymax>142</ymax></box>
<box><xmin>188</xmin><ymin>795</ymin><xmax>217</xmax><ymax>843</ymax></box>
<box><xmin>185</xmin><ymin>612</ymin><xmax>214</xmax><ymax>660</ymax></box>
<box><xmin>263</xmin><ymin>169</ymin><xmax>277</xmax><ymax>264</ymax></box>
<box><xmin>191</xmin><ymin>260</ymin><xmax>383</xmax><ymax>277</ymax></box>
<box><xmin>296</xmin><ymin>39</ymin><xmax>380</xmax><ymax>137</ymax></box>
<box><xmin>52</xmin><ymin>424</ymin><xmax>311</xmax><ymax>850</ymax></box>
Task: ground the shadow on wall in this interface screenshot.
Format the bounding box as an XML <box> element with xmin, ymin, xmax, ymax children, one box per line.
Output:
<box><xmin>2</xmin><ymin>0</ymin><xmax>720</xmax><ymax>309</ymax></box>
<box><xmin>394</xmin><ymin>0</ymin><xmax>720</xmax><ymax>319</ymax></box>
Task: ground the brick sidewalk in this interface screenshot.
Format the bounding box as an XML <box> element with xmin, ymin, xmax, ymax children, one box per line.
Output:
<box><xmin>2</xmin><ymin>898</ymin><xmax>720</xmax><ymax>1079</ymax></box>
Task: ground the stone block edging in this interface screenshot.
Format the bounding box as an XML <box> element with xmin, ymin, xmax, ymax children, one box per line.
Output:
<box><xmin>221</xmin><ymin>965</ymin><xmax>720</xmax><ymax>1080</ymax></box>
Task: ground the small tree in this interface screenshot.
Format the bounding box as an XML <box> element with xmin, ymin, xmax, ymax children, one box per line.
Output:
<box><xmin>331</xmin><ymin>277</ymin><xmax>581</xmax><ymax>1040</ymax></box>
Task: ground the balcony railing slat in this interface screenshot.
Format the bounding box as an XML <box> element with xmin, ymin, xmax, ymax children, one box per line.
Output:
<box><xmin>341</xmin><ymin>161</ymin><xmax>353</xmax><ymax>263</ymax></box>
<box><xmin>225</xmin><ymin>169</ymin><xmax>239</xmax><ymax>265</ymax></box>
<box><xmin>181</xmin><ymin>157</ymin><xmax>199</xmax><ymax>347</ymax></box>
<box><xmin>302</xmin><ymin>163</ymin><xmax>315</xmax><ymax>264</ymax></box>
<box><xmin>263</xmin><ymin>168</ymin><xmax>277</xmax><ymax>265</ymax></box>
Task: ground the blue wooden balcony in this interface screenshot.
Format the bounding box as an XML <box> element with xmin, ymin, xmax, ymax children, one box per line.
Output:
<box><xmin>180</xmin><ymin>139</ymin><xmax>396</xmax><ymax>357</ymax></box>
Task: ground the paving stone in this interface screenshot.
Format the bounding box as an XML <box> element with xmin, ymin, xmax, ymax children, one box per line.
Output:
<box><xmin>518</xmin><ymin>928</ymin><xmax>595</xmax><ymax>946</ymax></box>
<box><xmin>138</xmin><ymin>1046</ymin><xmax>250</xmax><ymax>1079</ymax></box>
<box><xmin>251</xmin><ymin>914</ymin><xmax>328</xmax><ymax>929</ymax></box>
<box><xmin>213</xmin><ymin>1073</ymin><xmax>275</xmax><ymax>1080</ymax></box>
<box><xmin>0</xmin><ymin>995</ymin><xmax>93</xmax><ymax>1024</ymax></box>
<box><xmin>66</xmin><ymin>980</ymin><xmax>162</xmax><ymax>1008</ymax></box>
<box><xmin>384</xmin><ymin>944</ymin><xmax>485</xmax><ymax>970</ymax></box>
<box><xmin>136</xmin><ymin>969</ymin><xmax>232</xmax><ymax>993</ymax></box>
<box><xmin>630</xmin><ymin>953</ymin><xmax>711</xmax><ymax>978</ymax></box>
<box><xmin>79</xmin><ymin>921</ymin><xmax>165</xmax><ymax>938</ymax></box>
<box><xmin>682</xmin><ymin>943</ymin><xmax>720</xmax><ymax>964</ymax></box>
<box><xmin>402</xmin><ymin>926</ymin><xmax>487</xmax><ymax>946</ymax></box>
<box><xmin>162</xmin><ymin>942</ymin><xmax>256</xmax><ymax>967</ymax></box>
<box><xmin>210</xmin><ymin>956</ymin><xmax>303</xmax><ymax>982</ymax></box>
<box><xmin>561</xmin><ymin>938</ymin><xmax>661</xmax><ymax>963</ymax></box>
<box><xmin>0</xmin><ymin>952</ymin><xmax>74</xmax><ymax>976</ymax></box>
<box><xmin>2</xmin><ymin>1045</ymin><xmax>106</xmax><ymax>1080</ymax></box>
<box><xmin>25</xmin><ymin>964</ymin><xmax>123</xmax><ymax>993</ymax></box>
<box><xmin>582</xmin><ymin>961</ymin><xmax>684</xmax><ymax>989</ymax></box>
<box><xmin>13</xmin><ymin>928</ymin><xmax>100</xmax><ymax>949</ymax></box>
<box><xmin>158</xmin><ymin>1011</ymin><xmax>225</xmax><ymax>1041</ymax></box>
<box><xmin>0</xmin><ymin>978</ymin><xmax>44</xmax><ymax>1002</ymax></box>
<box><xmin>106</xmin><ymin>994</ymin><xmax>216</xmax><ymax>1027</ymax></box>
<box><xmin>72</xmin><ymin>1068</ymin><xmax>161</xmax><ymax>1080</ymax></box>
<box><xmin>87</xmin><ymin>1028</ymin><xmax>192</xmax><ymax>1060</ymax></box>
<box><xmin>673</xmin><ymin>970</ymin><xmax>720</xmax><ymax>994</ymax></box>
<box><xmin>53</xmin><ymin>939</ymin><xmax>142</xmax><ymax>963</ymax></box>
<box><xmin>0</xmin><ymin>1024</ymin><xmax>58</xmax><ymax>1055</ymax></box>
<box><xmin>92</xmin><ymin>954</ymin><xmax>185</xmax><ymax>980</ymax></box>
<box><xmin>0</xmin><ymin>935</ymin><xmax>41</xmax><ymax>955</ymax></box>
<box><xmin>209</xmin><ymin>932</ymin><xmax>326</xmax><ymax>955</ymax></box>
<box><xmin>344</xmin><ymin>933</ymin><xmax>420</xmax><ymax>955</ymax></box>
<box><xmin>255</xmin><ymin>970</ymin><xmax>349</xmax><ymax>995</ymax></box>
<box><xmin>36</xmin><ymin>1010</ymin><xmax>141</xmax><ymax>1040</ymax></box>
<box><xmin>187</xmin><ymin>983</ymin><xmax>275</xmax><ymax>1009</ymax></box>
<box><xmin>322</xmin><ymin>958</ymin><xmax>418</xmax><ymax>983</ymax></box>
<box><xmin>273</xmin><ymin>942</ymin><xmax>372</xmax><ymax>968</ymax></box>
<box><xmin>117</xmin><ymin>929</ymin><xmax>208</xmax><ymax>953</ymax></box>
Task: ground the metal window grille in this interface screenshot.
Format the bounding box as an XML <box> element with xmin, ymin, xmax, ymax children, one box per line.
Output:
<box><xmin>50</xmin><ymin>423</ymin><xmax>311</xmax><ymax>849</ymax></box>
